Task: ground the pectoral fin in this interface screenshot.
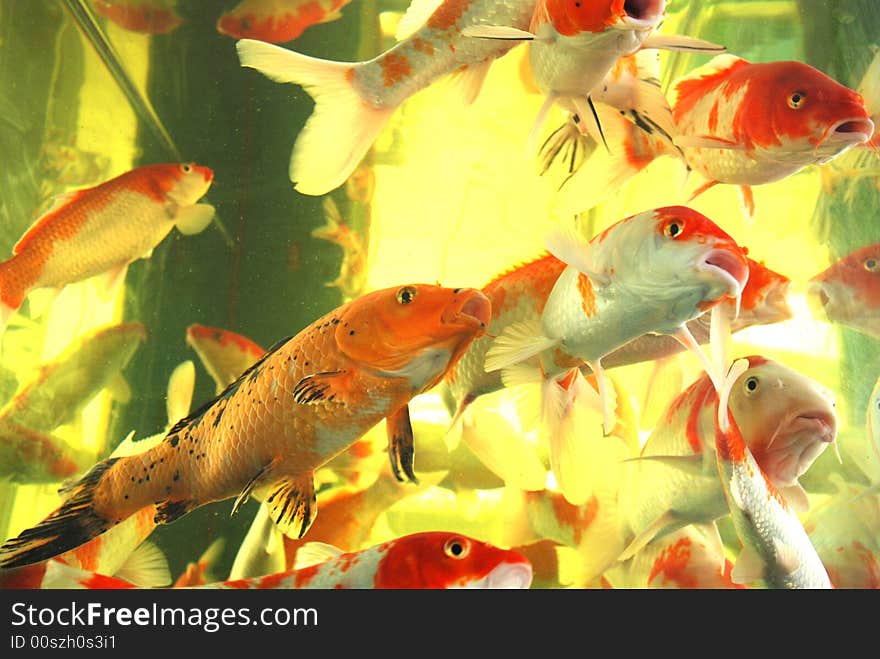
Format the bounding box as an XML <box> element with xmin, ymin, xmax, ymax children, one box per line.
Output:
<box><xmin>387</xmin><ymin>405</ymin><xmax>418</xmax><ymax>484</ymax></box>
<box><xmin>622</xmin><ymin>453</ymin><xmax>706</xmax><ymax>476</ymax></box>
<box><xmin>780</xmin><ymin>482</ymin><xmax>810</xmax><ymax>514</ymax></box>
<box><xmin>231</xmin><ymin>459</ymin><xmax>278</xmax><ymax>516</ymax></box>
<box><xmin>673</xmin><ymin>134</ymin><xmax>744</xmax><ymax>150</ymax></box>
<box><xmin>618</xmin><ymin>511</ymin><xmax>681</xmax><ymax>562</ymax></box>
<box><xmin>461</xmin><ymin>24</ymin><xmax>537</xmax><ymax>40</ymax></box>
<box><xmin>294</xmin><ymin>542</ymin><xmax>344</xmax><ymax>570</ymax></box>
<box><xmin>113</xmin><ymin>541</ymin><xmax>171</xmax><ymax>588</ymax></box>
<box><xmin>265</xmin><ymin>473</ymin><xmax>317</xmax><ymax>539</ymax></box>
<box><xmin>640</xmin><ymin>34</ymin><xmax>726</xmax><ymax>53</ymax></box>
<box><xmin>292</xmin><ymin>370</ymin><xmax>349</xmax><ymax>404</ymax></box>
<box><xmin>730</xmin><ymin>543</ymin><xmax>765</xmax><ymax>585</ymax></box>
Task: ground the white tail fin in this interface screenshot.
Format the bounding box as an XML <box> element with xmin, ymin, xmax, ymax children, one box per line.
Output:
<box><xmin>236</xmin><ymin>39</ymin><xmax>393</xmax><ymax>196</ymax></box>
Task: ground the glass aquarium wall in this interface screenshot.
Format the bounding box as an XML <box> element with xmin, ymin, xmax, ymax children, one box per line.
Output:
<box><xmin>0</xmin><ymin>0</ymin><xmax>877</xmax><ymax>589</ymax></box>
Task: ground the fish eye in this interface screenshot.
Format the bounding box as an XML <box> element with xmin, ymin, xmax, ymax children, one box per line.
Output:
<box><xmin>663</xmin><ymin>220</ymin><xmax>684</xmax><ymax>238</ymax></box>
<box><xmin>787</xmin><ymin>91</ymin><xmax>806</xmax><ymax>109</ymax></box>
<box><xmin>396</xmin><ymin>286</ymin><xmax>417</xmax><ymax>305</ymax></box>
<box><xmin>743</xmin><ymin>376</ymin><xmax>760</xmax><ymax>395</ymax></box>
<box><xmin>864</xmin><ymin>258</ymin><xmax>879</xmax><ymax>272</ymax></box>
<box><xmin>181</xmin><ymin>163</ymin><xmax>193</xmax><ymax>173</ymax></box>
<box><xmin>443</xmin><ymin>537</ymin><xmax>470</xmax><ymax>559</ymax></box>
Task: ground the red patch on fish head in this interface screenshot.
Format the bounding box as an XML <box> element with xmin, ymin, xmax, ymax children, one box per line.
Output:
<box><xmin>335</xmin><ymin>285</ymin><xmax>490</xmax><ymax>381</ymax></box>
<box><xmin>739</xmin><ymin>258</ymin><xmax>791</xmax><ymax>314</ymax></box>
<box><xmin>373</xmin><ymin>532</ymin><xmax>531</xmax><ymax>588</ymax></box>
<box><xmin>534</xmin><ymin>0</ymin><xmax>664</xmax><ymax>36</ymax></box>
<box><xmin>733</xmin><ymin>61</ymin><xmax>872</xmax><ymax>149</ymax></box>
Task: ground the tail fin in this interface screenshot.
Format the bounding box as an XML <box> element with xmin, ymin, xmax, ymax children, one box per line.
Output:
<box><xmin>0</xmin><ymin>458</ymin><xmax>118</xmax><ymax>569</ymax></box>
<box><xmin>236</xmin><ymin>39</ymin><xmax>394</xmax><ymax>196</ymax></box>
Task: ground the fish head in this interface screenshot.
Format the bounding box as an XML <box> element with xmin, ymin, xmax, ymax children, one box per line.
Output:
<box><xmin>376</xmin><ymin>532</ymin><xmax>533</xmax><ymax>589</ymax></box>
<box><xmin>601</xmin><ymin>206</ymin><xmax>750</xmax><ymax>320</ymax></box>
<box><xmin>336</xmin><ymin>285</ymin><xmax>491</xmax><ymax>391</ymax></box>
<box><xmin>727</xmin><ymin>356</ymin><xmax>837</xmax><ymax>488</ymax></box>
<box><xmin>807</xmin><ymin>243</ymin><xmax>880</xmax><ymax>338</ymax></box>
<box><xmin>532</xmin><ymin>0</ymin><xmax>666</xmax><ymax>36</ymax></box>
<box><xmin>739</xmin><ymin>61</ymin><xmax>874</xmax><ymax>159</ymax></box>
<box><xmin>731</xmin><ymin>258</ymin><xmax>793</xmax><ymax>327</ymax></box>
<box><xmin>157</xmin><ymin>162</ymin><xmax>214</xmax><ymax>206</ymax></box>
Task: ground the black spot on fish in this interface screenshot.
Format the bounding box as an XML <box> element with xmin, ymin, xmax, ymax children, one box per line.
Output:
<box><xmin>168</xmin><ymin>435</ymin><xmax>179</xmax><ymax>448</ymax></box>
<box><xmin>173</xmin><ymin>471</ymin><xmax>180</xmax><ymax>481</ymax></box>
<box><xmin>349</xmin><ymin>330</ymin><xmax>355</xmax><ymax>336</ymax></box>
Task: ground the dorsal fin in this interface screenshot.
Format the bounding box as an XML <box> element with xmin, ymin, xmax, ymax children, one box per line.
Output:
<box><xmin>395</xmin><ymin>0</ymin><xmax>443</xmax><ymax>41</ymax></box>
<box><xmin>14</xmin><ymin>189</ymin><xmax>92</xmax><ymax>255</ymax></box>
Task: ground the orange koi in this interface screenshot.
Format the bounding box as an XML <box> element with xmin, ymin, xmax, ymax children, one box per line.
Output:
<box><xmin>0</xmin><ymin>283</ymin><xmax>490</xmax><ymax>569</ymax></box>
<box><xmin>236</xmin><ymin>0</ymin><xmax>538</xmax><ymax>195</ymax></box>
<box><xmin>807</xmin><ymin>241</ymin><xmax>880</xmax><ymax>339</ymax></box>
<box><xmin>217</xmin><ymin>0</ymin><xmax>353</xmax><ymax>43</ymax></box>
<box><xmin>0</xmin><ymin>163</ymin><xmax>214</xmax><ymax>335</ymax></box>
<box><xmin>42</xmin><ymin>531</ymin><xmax>533</xmax><ymax>589</ymax></box>
<box><xmin>92</xmin><ymin>0</ymin><xmax>183</xmax><ymax>35</ymax></box>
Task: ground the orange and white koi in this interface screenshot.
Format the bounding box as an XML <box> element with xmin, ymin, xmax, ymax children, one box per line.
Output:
<box><xmin>618</xmin><ymin>355</ymin><xmax>836</xmax><ymax>561</ymax></box>
<box><xmin>92</xmin><ymin>0</ymin><xmax>183</xmax><ymax>35</ymax></box>
<box><xmin>0</xmin><ymin>163</ymin><xmax>214</xmax><ymax>335</ymax></box>
<box><xmin>43</xmin><ymin>532</ymin><xmax>533</xmax><ymax>589</ymax></box>
<box><xmin>556</xmin><ymin>54</ymin><xmax>875</xmax><ymax>217</ymax></box>
<box><xmin>482</xmin><ymin>206</ymin><xmax>748</xmax><ymax>500</ymax></box>
<box><xmin>444</xmin><ymin>254</ymin><xmax>791</xmax><ymax>419</ymax></box>
<box><xmin>235</xmin><ymin>0</ymin><xmax>538</xmax><ymax>196</ymax></box>
<box><xmin>217</xmin><ymin>0</ymin><xmax>353</xmax><ymax>43</ymax></box>
<box><xmin>807</xmin><ymin>241</ymin><xmax>880</xmax><ymax>339</ymax></box>
<box><xmin>186</xmin><ymin>323</ymin><xmax>266</xmax><ymax>394</ymax></box>
<box><xmin>463</xmin><ymin>0</ymin><xmax>722</xmax><ymax>150</ymax></box>
<box><xmin>714</xmin><ymin>359</ymin><xmax>832</xmax><ymax>588</ymax></box>
<box><xmin>0</xmin><ymin>283</ymin><xmax>490</xmax><ymax>569</ymax></box>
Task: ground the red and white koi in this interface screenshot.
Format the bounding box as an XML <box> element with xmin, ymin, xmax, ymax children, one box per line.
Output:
<box><xmin>186</xmin><ymin>323</ymin><xmax>267</xmax><ymax>394</ymax></box>
<box><xmin>217</xmin><ymin>0</ymin><xmax>353</xmax><ymax>44</ymax></box>
<box><xmin>618</xmin><ymin>355</ymin><xmax>837</xmax><ymax>561</ymax></box>
<box><xmin>235</xmin><ymin>0</ymin><xmax>538</xmax><ymax>195</ymax></box>
<box><xmin>42</xmin><ymin>532</ymin><xmax>533</xmax><ymax>589</ymax></box>
<box><xmin>444</xmin><ymin>254</ymin><xmax>791</xmax><ymax>420</ymax></box>
<box><xmin>555</xmin><ymin>54</ymin><xmax>875</xmax><ymax>217</ymax></box>
<box><xmin>807</xmin><ymin>241</ymin><xmax>880</xmax><ymax>339</ymax></box>
<box><xmin>482</xmin><ymin>206</ymin><xmax>748</xmax><ymax>501</ymax></box>
<box><xmin>714</xmin><ymin>359</ymin><xmax>832</xmax><ymax>588</ymax></box>
<box><xmin>92</xmin><ymin>0</ymin><xmax>183</xmax><ymax>35</ymax></box>
<box><xmin>0</xmin><ymin>163</ymin><xmax>214</xmax><ymax>335</ymax></box>
<box><xmin>463</xmin><ymin>0</ymin><xmax>722</xmax><ymax>150</ymax></box>
<box><xmin>0</xmin><ymin>283</ymin><xmax>490</xmax><ymax>569</ymax></box>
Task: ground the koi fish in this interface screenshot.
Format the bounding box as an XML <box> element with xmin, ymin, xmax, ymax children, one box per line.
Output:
<box><xmin>92</xmin><ymin>0</ymin><xmax>183</xmax><ymax>35</ymax></box>
<box><xmin>42</xmin><ymin>531</ymin><xmax>533</xmax><ymax>589</ymax></box>
<box><xmin>714</xmin><ymin>358</ymin><xmax>832</xmax><ymax>588</ymax></box>
<box><xmin>482</xmin><ymin>206</ymin><xmax>748</xmax><ymax>502</ymax></box>
<box><xmin>555</xmin><ymin>54</ymin><xmax>875</xmax><ymax>217</ymax></box>
<box><xmin>235</xmin><ymin>0</ymin><xmax>538</xmax><ymax>196</ymax></box>
<box><xmin>0</xmin><ymin>361</ymin><xmax>195</xmax><ymax>589</ymax></box>
<box><xmin>0</xmin><ymin>283</ymin><xmax>491</xmax><ymax>569</ymax></box>
<box><xmin>311</xmin><ymin>197</ymin><xmax>368</xmax><ymax>301</ymax></box>
<box><xmin>444</xmin><ymin>254</ymin><xmax>791</xmax><ymax>420</ymax></box>
<box><xmin>463</xmin><ymin>0</ymin><xmax>723</xmax><ymax>150</ymax></box>
<box><xmin>0</xmin><ymin>322</ymin><xmax>146</xmax><ymax>483</ymax></box>
<box><xmin>0</xmin><ymin>163</ymin><xmax>214</xmax><ymax>335</ymax></box>
<box><xmin>217</xmin><ymin>0</ymin><xmax>353</xmax><ymax>43</ymax></box>
<box><xmin>807</xmin><ymin>241</ymin><xmax>880</xmax><ymax>339</ymax></box>
<box><xmin>173</xmin><ymin>538</ymin><xmax>225</xmax><ymax>587</ymax></box>
<box><xmin>618</xmin><ymin>355</ymin><xmax>837</xmax><ymax>561</ymax></box>
<box><xmin>185</xmin><ymin>323</ymin><xmax>266</xmax><ymax>395</ymax></box>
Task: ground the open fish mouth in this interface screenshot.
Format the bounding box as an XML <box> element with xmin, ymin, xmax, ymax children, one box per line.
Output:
<box><xmin>831</xmin><ymin>117</ymin><xmax>875</xmax><ymax>142</ymax></box>
<box><xmin>621</xmin><ymin>0</ymin><xmax>667</xmax><ymax>27</ymax></box>
<box><xmin>759</xmin><ymin>411</ymin><xmax>836</xmax><ymax>485</ymax></box>
<box><xmin>700</xmin><ymin>248</ymin><xmax>750</xmax><ymax>299</ymax></box>
<box><xmin>455</xmin><ymin>561</ymin><xmax>533</xmax><ymax>589</ymax></box>
<box><xmin>444</xmin><ymin>290</ymin><xmax>492</xmax><ymax>331</ymax></box>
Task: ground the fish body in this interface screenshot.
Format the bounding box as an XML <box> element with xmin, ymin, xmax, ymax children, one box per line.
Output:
<box><xmin>236</xmin><ymin>0</ymin><xmax>537</xmax><ymax>195</ymax></box>
<box><xmin>618</xmin><ymin>356</ymin><xmax>837</xmax><ymax>559</ymax></box>
<box><xmin>446</xmin><ymin>255</ymin><xmax>791</xmax><ymax>417</ymax></box>
<box><xmin>43</xmin><ymin>532</ymin><xmax>533</xmax><ymax>589</ymax></box>
<box><xmin>92</xmin><ymin>0</ymin><xmax>183</xmax><ymax>35</ymax></box>
<box><xmin>218</xmin><ymin>0</ymin><xmax>353</xmax><ymax>43</ymax></box>
<box><xmin>807</xmin><ymin>241</ymin><xmax>880</xmax><ymax>339</ymax></box>
<box><xmin>0</xmin><ymin>163</ymin><xmax>214</xmax><ymax>333</ymax></box>
<box><xmin>0</xmin><ymin>284</ymin><xmax>490</xmax><ymax>569</ymax></box>
<box><xmin>714</xmin><ymin>359</ymin><xmax>832</xmax><ymax>589</ymax></box>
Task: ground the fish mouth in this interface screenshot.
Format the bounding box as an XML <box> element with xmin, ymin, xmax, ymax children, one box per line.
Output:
<box><xmin>700</xmin><ymin>247</ymin><xmax>750</xmax><ymax>300</ymax></box>
<box><xmin>621</xmin><ymin>0</ymin><xmax>666</xmax><ymax>27</ymax></box>
<box><xmin>831</xmin><ymin>117</ymin><xmax>875</xmax><ymax>142</ymax></box>
<box><xmin>806</xmin><ymin>279</ymin><xmax>839</xmax><ymax>322</ymax></box>
<box><xmin>762</xmin><ymin>281</ymin><xmax>795</xmax><ymax>322</ymax></box>
<box><xmin>457</xmin><ymin>561</ymin><xmax>533</xmax><ymax>589</ymax></box>
<box><xmin>443</xmin><ymin>290</ymin><xmax>492</xmax><ymax>332</ymax></box>
<box><xmin>758</xmin><ymin>410</ymin><xmax>837</xmax><ymax>485</ymax></box>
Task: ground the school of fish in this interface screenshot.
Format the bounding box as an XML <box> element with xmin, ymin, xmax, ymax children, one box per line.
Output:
<box><xmin>1</xmin><ymin>0</ymin><xmax>878</xmax><ymax>591</ymax></box>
